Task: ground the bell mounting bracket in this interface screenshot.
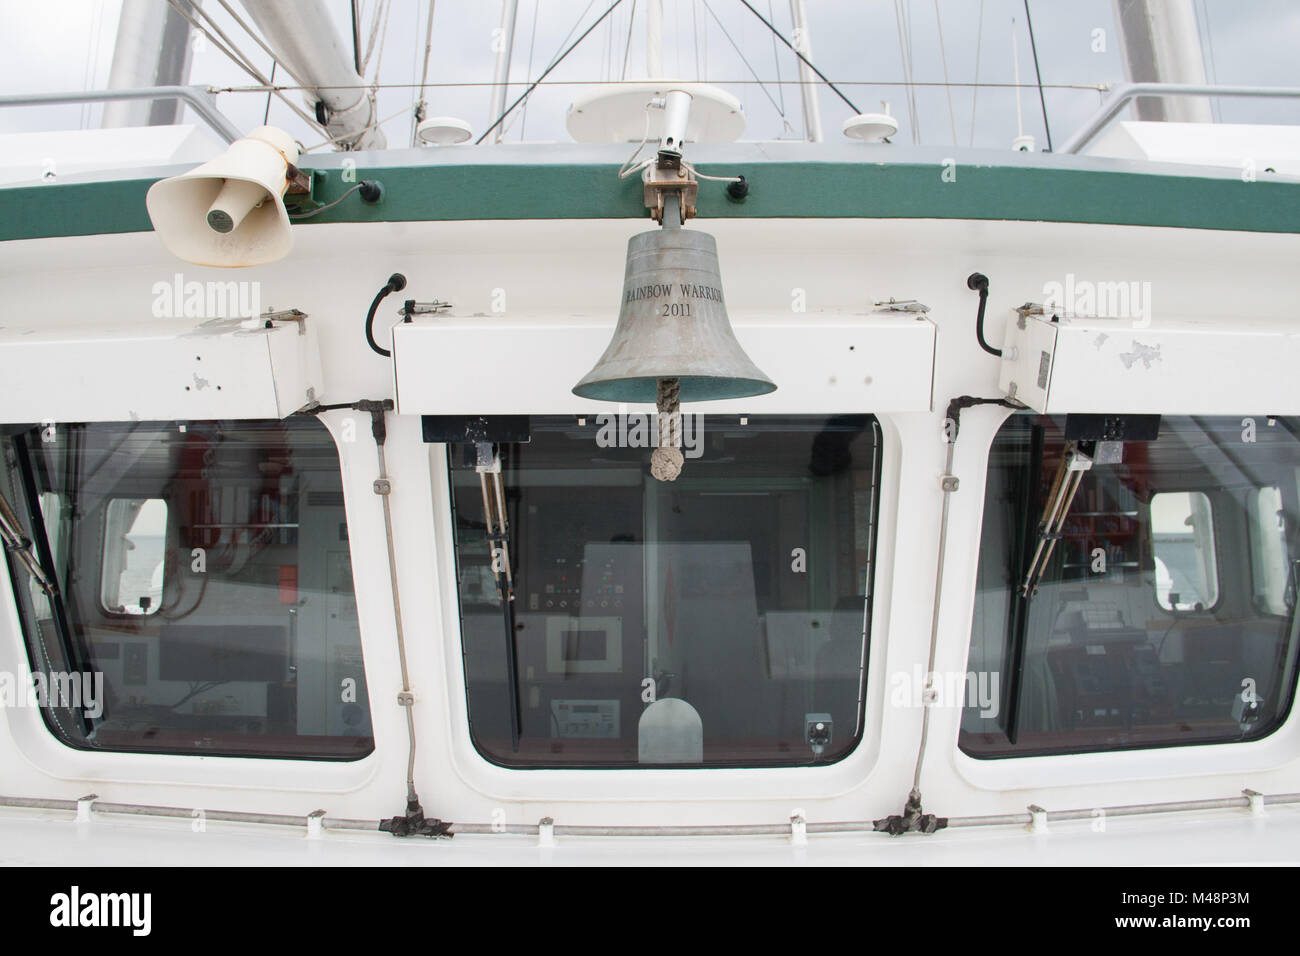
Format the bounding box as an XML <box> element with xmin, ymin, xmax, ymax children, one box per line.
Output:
<box><xmin>643</xmin><ymin>89</ymin><xmax>698</xmax><ymax>224</ymax></box>
<box><xmin>643</xmin><ymin>162</ymin><xmax>698</xmax><ymax>225</ymax></box>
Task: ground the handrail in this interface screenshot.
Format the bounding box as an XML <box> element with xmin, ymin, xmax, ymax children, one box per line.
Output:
<box><xmin>3</xmin><ymin>789</ymin><xmax>1298</xmax><ymax>839</ymax></box>
<box><xmin>0</xmin><ymin>85</ymin><xmax>243</xmax><ymax>145</ymax></box>
<box><xmin>1061</xmin><ymin>82</ymin><xmax>1300</xmax><ymax>155</ymax></box>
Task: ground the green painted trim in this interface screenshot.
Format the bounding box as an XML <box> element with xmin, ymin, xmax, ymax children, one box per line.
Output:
<box><xmin>2</xmin><ymin>159</ymin><xmax>1298</xmax><ymax>242</ymax></box>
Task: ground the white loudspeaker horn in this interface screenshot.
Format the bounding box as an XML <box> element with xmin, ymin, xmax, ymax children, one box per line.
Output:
<box><xmin>146</xmin><ymin>125</ymin><xmax>300</xmax><ymax>268</ymax></box>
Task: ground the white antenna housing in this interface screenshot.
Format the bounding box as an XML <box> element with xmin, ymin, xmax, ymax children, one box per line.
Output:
<box><xmin>417</xmin><ymin>117</ymin><xmax>474</xmax><ymax>146</ymax></box>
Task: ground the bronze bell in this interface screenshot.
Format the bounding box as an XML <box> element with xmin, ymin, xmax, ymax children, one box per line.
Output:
<box><xmin>571</xmin><ymin>225</ymin><xmax>776</xmax><ymax>403</ymax></box>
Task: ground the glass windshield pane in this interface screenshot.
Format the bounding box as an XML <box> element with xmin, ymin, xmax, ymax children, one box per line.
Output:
<box><xmin>449</xmin><ymin>414</ymin><xmax>880</xmax><ymax>768</ymax></box>
<box><xmin>962</xmin><ymin>414</ymin><xmax>1300</xmax><ymax>757</ymax></box>
<box><xmin>0</xmin><ymin>418</ymin><xmax>373</xmax><ymax>759</ymax></box>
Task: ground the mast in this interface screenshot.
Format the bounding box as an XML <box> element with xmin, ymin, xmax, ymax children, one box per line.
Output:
<box><xmin>239</xmin><ymin>0</ymin><xmax>386</xmax><ymax>149</ymax></box>
<box><xmin>487</xmin><ymin>0</ymin><xmax>519</xmax><ymax>144</ymax></box>
<box><xmin>789</xmin><ymin>0</ymin><xmax>823</xmax><ymax>142</ymax></box>
<box><xmin>1112</xmin><ymin>0</ymin><xmax>1212</xmax><ymax>122</ymax></box>
<box><xmin>102</xmin><ymin>0</ymin><xmax>197</xmax><ymax>128</ymax></box>
<box><xmin>647</xmin><ymin>0</ymin><xmax>664</xmax><ymax>77</ymax></box>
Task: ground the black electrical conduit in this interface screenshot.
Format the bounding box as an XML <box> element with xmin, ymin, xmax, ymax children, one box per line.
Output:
<box><xmin>967</xmin><ymin>271</ymin><xmax>1003</xmax><ymax>357</ymax></box>
<box><xmin>365</xmin><ymin>273</ymin><xmax>408</xmax><ymax>358</ymax></box>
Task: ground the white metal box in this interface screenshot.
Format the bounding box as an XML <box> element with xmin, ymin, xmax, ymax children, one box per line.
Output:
<box><xmin>0</xmin><ymin>318</ymin><xmax>322</xmax><ymax>423</ymax></box>
<box><xmin>393</xmin><ymin>312</ymin><xmax>936</xmax><ymax>415</ymax></box>
<box><xmin>999</xmin><ymin>314</ymin><xmax>1300</xmax><ymax>416</ymax></box>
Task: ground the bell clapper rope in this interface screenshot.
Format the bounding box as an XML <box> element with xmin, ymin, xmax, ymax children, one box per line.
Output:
<box><xmin>651</xmin><ymin>377</ymin><xmax>684</xmax><ymax>482</ymax></box>
<box><xmin>648</xmin><ymin>191</ymin><xmax>685</xmax><ymax>483</ymax></box>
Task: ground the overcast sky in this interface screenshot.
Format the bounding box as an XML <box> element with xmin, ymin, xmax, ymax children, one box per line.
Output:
<box><xmin>2</xmin><ymin>0</ymin><xmax>1298</xmax><ymax>153</ymax></box>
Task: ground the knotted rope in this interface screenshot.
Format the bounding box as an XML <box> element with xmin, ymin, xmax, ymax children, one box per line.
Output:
<box><xmin>650</xmin><ymin>377</ymin><xmax>684</xmax><ymax>482</ymax></box>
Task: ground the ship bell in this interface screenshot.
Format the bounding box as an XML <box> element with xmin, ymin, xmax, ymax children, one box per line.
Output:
<box><xmin>572</xmin><ymin>226</ymin><xmax>776</xmax><ymax>403</ymax></box>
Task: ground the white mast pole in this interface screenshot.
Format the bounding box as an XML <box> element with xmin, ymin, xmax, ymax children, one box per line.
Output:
<box><xmin>789</xmin><ymin>0</ymin><xmax>823</xmax><ymax>142</ymax></box>
<box><xmin>240</xmin><ymin>0</ymin><xmax>387</xmax><ymax>149</ymax></box>
<box><xmin>647</xmin><ymin>0</ymin><xmax>664</xmax><ymax>77</ymax></box>
<box><xmin>1112</xmin><ymin>0</ymin><xmax>1212</xmax><ymax>122</ymax></box>
<box><xmin>102</xmin><ymin>0</ymin><xmax>196</xmax><ymax>128</ymax></box>
<box><xmin>488</xmin><ymin>0</ymin><xmax>519</xmax><ymax>143</ymax></box>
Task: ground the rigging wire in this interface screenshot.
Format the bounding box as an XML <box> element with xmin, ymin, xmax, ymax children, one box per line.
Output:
<box><xmin>969</xmin><ymin>0</ymin><xmax>984</xmax><ymax>146</ymax></box>
<box><xmin>621</xmin><ymin>0</ymin><xmax>638</xmax><ymax>80</ymax></box>
<box><xmin>766</xmin><ymin>0</ymin><xmax>787</xmax><ymax>120</ymax></box>
<box><xmin>475</xmin><ymin>0</ymin><xmax>626</xmax><ymax>145</ymax></box>
<box><xmin>263</xmin><ymin>61</ymin><xmax>276</xmax><ymax>125</ymax></box>
<box><xmin>516</xmin><ymin>0</ymin><xmax>598</xmax><ymax>140</ymax></box>
<box><xmin>1022</xmin><ymin>0</ymin><xmax>1052</xmax><ymax>150</ymax></box>
<box><xmin>735</xmin><ymin>0</ymin><xmax>861</xmax><ymax>114</ymax></box>
<box><xmin>411</xmin><ymin>0</ymin><xmax>437</xmax><ymax>147</ymax></box>
<box><xmin>904</xmin><ymin>0</ymin><xmax>921</xmax><ymax>143</ymax></box>
<box><xmin>700</xmin><ymin>0</ymin><xmax>790</xmax><ymax>125</ymax></box>
<box><xmin>516</xmin><ymin>1</ymin><xmax>542</xmax><ymax>140</ymax></box>
<box><xmin>699</xmin><ymin>0</ymin><xmax>707</xmax><ymax>80</ymax></box>
<box><xmin>164</xmin><ymin>0</ymin><xmax>327</xmax><ymax>135</ymax></box>
<box><xmin>370</xmin><ymin>0</ymin><xmax>394</xmax><ymax>89</ymax></box>
<box><xmin>210</xmin><ymin>0</ymin><xmax>309</xmax><ymax>89</ymax></box>
<box><xmin>601</xmin><ymin>0</ymin><xmax>613</xmax><ymax>81</ymax></box>
<box><xmin>80</xmin><ymin>0</ymin><xmax>106</xmax><ymax>129</ymax></box>
<box><xmin>1012</xmin><ymin>16</ymin><xmax>1023</xmax><ymax>139</ymax></box>
<box><xmin>360</xmin><ymin>0</ymin><xmax>387</xmax><ymax>76</ymax></box>
<box><xmin>933</xmin><ymin>0</ymin><xmax>957</xmax><ymax>145</ymax></box>
<box><xmin>213</xmin><ymin>79</ymin><xmax>1103</xmax><ymax>93</ymax></box>
<box><xmin>892</xmin><ymin>0</ymin><xmax>918</xmax><ymax>143</ymax></box>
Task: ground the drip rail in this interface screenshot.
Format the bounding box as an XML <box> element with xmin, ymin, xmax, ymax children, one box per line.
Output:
<box><xmin>2</xmin><ymin>790</ymin><xmax>1296</xmax><ymax>840</ymax></box>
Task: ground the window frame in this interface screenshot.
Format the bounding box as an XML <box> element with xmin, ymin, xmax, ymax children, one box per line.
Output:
<box><xmin>98</xmin><ymin>496</ymin><xmax>168</xmax><ymax>618</ymax></box>
<box><xmin>1149</xmin><ymin>489</ymin><xmax>1222</xmax><ymax>615</ymax></box>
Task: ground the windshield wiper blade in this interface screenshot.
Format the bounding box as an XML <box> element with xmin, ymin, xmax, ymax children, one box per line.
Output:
<box><xmin>0</xmin><ymin>489</ymin><xmax>57</xmax><ymax>594</ymax></box>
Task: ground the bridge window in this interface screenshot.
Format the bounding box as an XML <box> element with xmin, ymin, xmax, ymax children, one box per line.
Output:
<box><xmin>0</xmin><ymin>418</ymin><xmax>373</xmax><ymax>759</ymax></box>
<box><xmin>448</xmin><ymin>415</ymin><xmax>880</xmax><ymax>768</ymax></box>
<box><xmin>961</xmin><ymin>414</ymin><xmax>1300</xmax><ymax>757</ymax></box>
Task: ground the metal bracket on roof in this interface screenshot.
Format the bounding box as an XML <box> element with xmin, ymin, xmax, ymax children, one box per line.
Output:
<box><xmin>259</xmin><ymin>308</ymin><xmax>308</xmax><ymax>334</ymax></box>
<box><xmin>873</xmin><ymin>298</ymin><xmax>930</xmax><ymax>314</ymax></box>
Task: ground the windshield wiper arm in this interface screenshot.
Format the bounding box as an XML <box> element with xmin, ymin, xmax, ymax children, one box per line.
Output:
<box><xmin>0</xmin><ymin>489</ymin><xmax>56</xmax><ymax>594</ymax></box>
<box><xmin>0</xmin><ymin>478</ymin><xmax>93</xmax><ymax>735</ymax></box>
<box><xmin>476</xmin><ymin>442</ymin><xmax>522</xmax><ymax>752</ymax></box>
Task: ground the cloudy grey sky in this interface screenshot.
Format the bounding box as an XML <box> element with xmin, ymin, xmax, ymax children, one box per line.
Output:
<box><xmin>2</xmin><ymin>0</ymin><xmax>1298</xmax><ymax>153</ymax></box>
